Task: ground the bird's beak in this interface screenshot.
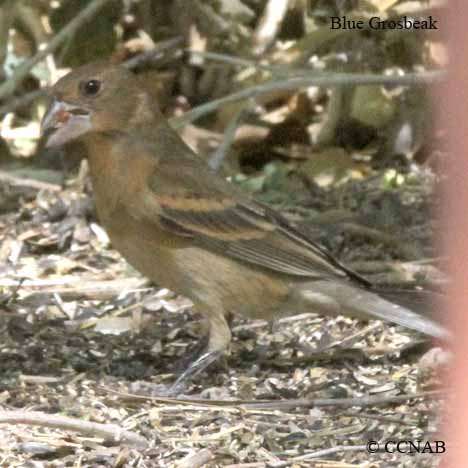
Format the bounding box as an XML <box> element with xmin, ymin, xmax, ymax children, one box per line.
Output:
<box><xmin>41</xmin><ymin>99</ymin><xmax>91</xmax><ymax>148</ymax></box>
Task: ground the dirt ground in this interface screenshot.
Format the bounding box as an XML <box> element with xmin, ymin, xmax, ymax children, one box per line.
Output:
<box><xmin>0</xmin><ymin>169</ymin><xmax>445</xmax><ymax>467</ymax></box>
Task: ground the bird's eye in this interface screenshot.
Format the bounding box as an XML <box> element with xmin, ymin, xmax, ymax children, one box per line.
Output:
<box><xmin>81</xmin><ymin>79</ymin><xmax>101</xmax><ymax>96</ymax></box>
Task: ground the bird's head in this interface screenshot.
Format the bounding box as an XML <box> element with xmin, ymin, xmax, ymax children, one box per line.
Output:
<box><xmin>41</xmin><ymin>62</ymin><xmax>151</xmax><ymax>148</ymax></box>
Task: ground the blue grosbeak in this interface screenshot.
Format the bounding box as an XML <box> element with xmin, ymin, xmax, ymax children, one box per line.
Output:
<box><xmin>41</xmin><ymin>62</ymin><xmax>447</xmax><ymax>389</ymax></box>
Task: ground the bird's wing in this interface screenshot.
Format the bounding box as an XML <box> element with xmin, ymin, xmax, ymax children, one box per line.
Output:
<box><xmin>142</xmin><ymin>156</ymin><xmax>369</xmax><ymax>284</ymax></box>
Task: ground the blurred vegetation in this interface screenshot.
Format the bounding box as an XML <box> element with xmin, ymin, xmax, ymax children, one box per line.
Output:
<box><xmin>0</xmin><ymin>0</ymin><xmax>446</xmax><ymax>198</ymax></box>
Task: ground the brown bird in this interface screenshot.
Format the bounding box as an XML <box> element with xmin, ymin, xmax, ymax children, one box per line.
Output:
<box><xmin>41</xmin><ymin>62</ymin><xmax>447</xmax><ymax>390</ymax></box>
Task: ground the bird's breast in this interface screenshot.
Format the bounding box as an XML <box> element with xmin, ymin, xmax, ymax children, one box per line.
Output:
<box><xmin>92</xmin><ymin>205</ymin><xmax>292</xmax><ymax>319</ymax></box>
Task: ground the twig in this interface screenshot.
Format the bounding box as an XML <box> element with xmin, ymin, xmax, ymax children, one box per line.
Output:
<box><xmin>340</xmin><ymin>410</ymin><xmax>417</xmax><ymax>427</ymax></box>
<box><xmin>340</xmin><ymin>222</ymin><xmax>401</xmax><ymax>247</ymax></box>
<box><xmin>188</xmin><ymin>49</ymin><xmax>446</xmax><ymax>81</ymax></box>
<box><xmin>241</xmin><ymin>390</ymin><xmax>443</xmax><ymax>410</ymax></box>
<box><xmin>324</xmin><ymin>322</ymin><xmax>382</xmax><ymax>350</ymax></box>
<box><xmin>208</xmin><ymin>105</ymin><xmax>251</xmax><ymax>171</ymax></box>
<box><xmin>170</xmin><ymin>70</ymin><xmax>444</xmax><ymax>127</ymax></box>
<box><xmin>223</xmin><ymin>463</ymin><xmax>268</xmax><ymax>468</ymax></box>
<box><xmin>0</xmin><ymin>276</ymin><xmax>150</xmax><ymax>301</ymax></box>
<box><xmin>293</xmin><ymin>445</ymin><xmax>369</xmax><ymax>461</ymax></box>
<box><xmin>0</xmin><ymin>411</ymin><xmax>148</xmax><ymax>449</ymax></box>
<box><xmin>0</xmin><ymin>0</ymin><xmax>112</xmax><ymax>100</ymax></box>
<box><xmin>252</xmin><ymin>0</ymin><xmax>291</xmax><ymax>55</ymax></box>
<box><xmin>224</xmin><ymin>445</ymin><xmax>369</xmax><ymax>468</ymax></box>
<box><xmin>103</xmin><ymin>386</ymin><xmax>442</xmax><ymax>411</ymax></box>
<box><xmin>187</xmin><ymin>50</ymin><xmax>281</xmax><ymax>74</ymax></box>
<box><xmin>314</xmin><ymin>87</ymin><xmax>343</xmax><ymax>146</ymax></box>
<box><xmin>178</xmin><ymin>449</ymin><xmax>214</xmax><ymax>468</ymax></box>
<box><xmin>0</xmin><ymin>170</ymin><xmax>61</xmax><ymax>191</ymax></box>
<box><xmin>19</xmin><ymin>374</ymin><xmax>62</xmax><ymax>385</ymax></box>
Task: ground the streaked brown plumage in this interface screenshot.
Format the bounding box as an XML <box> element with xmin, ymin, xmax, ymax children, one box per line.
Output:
<box><xmin>41</xmin><ymin>62</ymin><xmax>448</xmax><ymax>389</ymax></box>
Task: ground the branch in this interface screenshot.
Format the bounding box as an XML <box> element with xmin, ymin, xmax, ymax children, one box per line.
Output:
<box><xmin>170</xmin><ymin>69</ymin><xmax>445</xmax><ymax>127</ymax></box>
<box><xmin>252</xmin><ymin>0</ymin><xmax>291</xmax><ymax>55</ymax></box>
<box><xmin>208</xmin><ymin>105</ymin><xmax>251</xmax><ymax>171</ymax></box>
<box><xmin>104</xmin><ymin>387</ymin><xmax>442</xmax><ymax>411</ymax></box>
<box><xmin>178</xmin><ymin>449</ymin><xmax>214</xmax><ymax>468</ymax></box>
<box><xmin>223</xmin><ymin>446</ymin><xmax>369</xmax><ymax>468</ymax></box>
<box><xmin>0</xmin><ymin>169</ymin><xmax>61</xmax><ymax>192</ymax></box>
<box><xmin>0</xmin><ymin>410</ymin><xmax>148</xmax><ymax>449</ymax></box>
<box><xmin>188</xmin><ymin>49</ymin><xmax>446</xmax><ymax>80</ymax></box>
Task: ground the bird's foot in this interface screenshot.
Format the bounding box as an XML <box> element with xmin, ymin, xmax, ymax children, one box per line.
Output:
<box><xmin>173</xmin><ymin>335</ymin><xmax>209</xmax><ymax>372</ymax></box>
<box><xmin>168</xmin><ymin>350</ymin><xmax>223</xmax><ymax>395</ymax></box>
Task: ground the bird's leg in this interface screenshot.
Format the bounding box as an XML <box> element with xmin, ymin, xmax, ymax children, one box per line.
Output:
<box><xmin>168</xmin><ymin>311</ymin><xmax>231</xmax><ymax>395</ymax></box>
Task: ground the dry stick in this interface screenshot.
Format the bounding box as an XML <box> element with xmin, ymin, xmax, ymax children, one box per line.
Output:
<box><xmin>293</xmin><ymin>445</ymin><xmax>369</xmax><ymax>461</ymax></box>
<box><xmin>170</xmin><ymin>70</ymin><xmax>444</xmax><ymax>127</ymax></box>
<box><xmin>0</xmin><ymin>0</ymin><xmax>112</xmax><ymax>101</ymax></box>
<box><xmin>224</xmin><ymin>445</ymin><xmax>369</xmax><ymax>468</ymax></box>
<box><xmin>322</xmin><ymin>322</ymin><xmax>381</xmax><ymax>350</ymax></box>
<box><xmin>238</xmin><ymin>390</ymin><xmax>443</xmax><ymax>411</ymax></box>
<box><xmin>187</xmin><ymin>50</ymin><xmax>282</xmax><ymax>73</ymax></box>
<box><xmin>178</xmin><ymin>448</ymin><xmax>215</xmax><ymax>468</ymax></box>
<box><xmin>224</xmin><ymin>463</ymin><xmax>271</xmax><ymax>468</ymax></box>
<box><xmin>0</xmin><ymin>411</ymin><xmax>148</xmax><ymax>449</ymax></box>
<box><xmin>340</xmin><ymin>411</ymin><xmax>418</xmax><ymax>427</ymax></box>
<box><xmin>0</xmin><ymin>277</ymin><xmax>149</xmax><ymax>300</ymax></box>
<box><xmin>103</xmin><ymin>386</ymin><xmax>442</xmax><ymax>411</ymax></box>
<box><xmin>188</xmin><ymin>49</ymin><xmax>446</xmax><ymax>81</ymax></box>
<box><xmin>208</xmin><ymin>105</ymin><xmax>251</xmax><ymax>171</ymax></box>
<box><xmin>252</xmin><ymin>0</ymin><xmax>291</xmax><ymax>55</ymax></box>
<box><xmin>0</xmin><ymin>170</ymin><xmax>61</xmax><ymax>191</ymax></box>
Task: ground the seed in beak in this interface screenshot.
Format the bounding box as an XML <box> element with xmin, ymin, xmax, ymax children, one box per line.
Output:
<box><xmin>57</xmin><ymin>109</ymin><xmax>71</xmax><ymax>124</ymax></box>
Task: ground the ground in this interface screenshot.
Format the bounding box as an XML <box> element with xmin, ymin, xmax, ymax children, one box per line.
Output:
<box><xmin>0</xmin><ymin>167</ymin><xmax>445</xmax><ymax>467</ymax></box>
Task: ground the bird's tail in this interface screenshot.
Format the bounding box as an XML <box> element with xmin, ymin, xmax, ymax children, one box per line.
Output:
<box><xmin>300</xmin><ymin>280</ymin><xmax>450</xmax><ymax>340</ymax></box>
